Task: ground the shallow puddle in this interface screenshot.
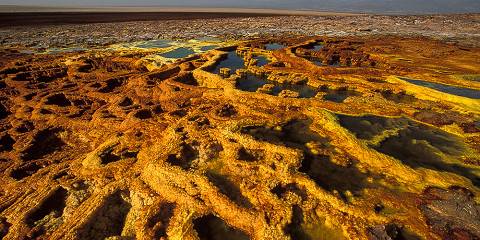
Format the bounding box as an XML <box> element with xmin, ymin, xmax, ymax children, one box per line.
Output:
<box><xmin>160</xmin><ymin>47</ymin><xmax>196</xmax><ymax>59</ymax></box>
<box><xmin>254</xmin><ymin>55</ymin><xmax>270</xmax><ymax>67</ymax></box>
<box><xmin>401</xmin><ymin>77</ymin><xmax>480</xmax><ymax>99</ymax></box>
<box><xmin>213</xmin><ymin>51</ymin><xmax>246</xmax><ymax>74</ymax></box>
<box><xmin>265</xmin><ymin>43</ymin><xmax>285</xmax><ymax>50</ymax></box>
<box><xmin>136</xmin><ymin>39</ymin><xmax>172</xmax><ymax>49</ymax></box>
<box><xmin>236</xmin><ymin>73</ymin><xmax>317</xmax><ymax>98</ymax></box>
<box><xmin>200</xmin><ymin>45</ymin><xmax>219</xmax><ymax>51</ymax></box>
<box><xmin>311</xmin><ymin>44</ymin><xmax>324</xmax><ymax>51</ymax></box>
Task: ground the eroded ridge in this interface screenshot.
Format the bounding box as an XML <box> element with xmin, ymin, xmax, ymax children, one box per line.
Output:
<box><xmin>0</xmin><ymin>36</ymin><xmax>479</xmax><ymax>240</ymax></box>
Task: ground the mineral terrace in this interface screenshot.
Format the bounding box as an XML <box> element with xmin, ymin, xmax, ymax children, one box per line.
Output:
<box><xmin>0</xmin><ymin>14</ymin><xmax>479</xmax><ymax>240</ymax></box>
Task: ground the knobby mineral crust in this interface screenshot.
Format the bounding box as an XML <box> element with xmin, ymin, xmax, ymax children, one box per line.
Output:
<box><xmin>0</xmin><ymin>32</ymin><xmax>479</xmax><ymax>240</ymax></box>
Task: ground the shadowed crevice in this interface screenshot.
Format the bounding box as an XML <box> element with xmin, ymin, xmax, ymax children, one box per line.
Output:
<box><xmin>193</xmin><ymin>214</ymin><xmax>250</xmax><ymax>240</ymax></box>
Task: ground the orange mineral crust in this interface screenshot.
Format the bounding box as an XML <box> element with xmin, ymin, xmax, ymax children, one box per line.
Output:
<box><xmin>0</xmin><ymin>36</ymin><xmax>479</xmax><ymax>240</ymax></box>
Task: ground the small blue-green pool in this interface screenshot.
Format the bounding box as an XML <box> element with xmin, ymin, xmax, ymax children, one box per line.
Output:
<box><xmin>161</xmin><ymin>47</ymin><xmax>196</xmax><ymax>59</ymax></box>
<box><xmin>401</xmin><ymin>77</ymin><xmax>480</xmax><ymax>99</ymax></box>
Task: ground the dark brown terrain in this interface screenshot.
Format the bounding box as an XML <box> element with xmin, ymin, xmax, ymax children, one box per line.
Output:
<box><xmin>0</xmin><ymin>12</ymin><xmax>288</xmax><ymax>28</ymax></box>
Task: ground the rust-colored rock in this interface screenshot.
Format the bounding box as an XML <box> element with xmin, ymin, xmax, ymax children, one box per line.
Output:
<box><xmin>0</xmin><ymin>35</ymin><xmax>479</xmax><ymax>240</ymax></box>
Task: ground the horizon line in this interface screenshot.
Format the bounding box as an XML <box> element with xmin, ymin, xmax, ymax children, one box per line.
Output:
<box><xmin>1</xmin><ymin>5</ymin><xmax>479</xmax><ymax>15</ymax></box>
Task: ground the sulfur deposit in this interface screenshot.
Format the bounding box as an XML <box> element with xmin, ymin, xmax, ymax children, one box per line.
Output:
<box><xmin>0</xmin><ymin>36</ymin><xmax>479</xmax><ymax>240</ymax></box>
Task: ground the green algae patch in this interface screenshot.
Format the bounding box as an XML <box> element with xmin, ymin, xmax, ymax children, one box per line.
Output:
<box><xmin>337</xmin><ymin>113</ymin><xmax>480</xmax><ymax>187</ymax></box>
<box><xmin>301</xmin><ymin>219</ymin><xmax>346</xmax><ymax>240</ymax></box>
<box><xmin>458</xmin><ymin>74</ymin><xmax>480</xmax><ymax>82</ymax></box>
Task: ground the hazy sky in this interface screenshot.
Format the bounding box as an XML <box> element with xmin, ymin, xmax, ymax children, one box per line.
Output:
<box><xmin>2</xmin><ymin>0</ymin><xmax>480</xmax><ymax>13</ymax></box>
